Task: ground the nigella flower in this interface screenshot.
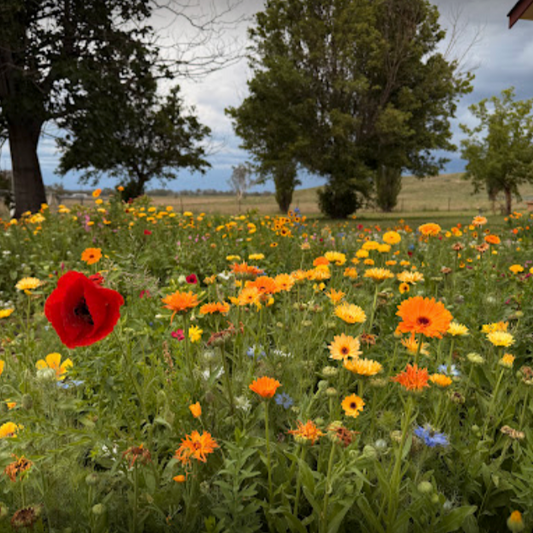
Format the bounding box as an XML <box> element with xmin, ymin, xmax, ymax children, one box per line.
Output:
<box><xmin>414</xmin><ymin>424</ymin><xmax>449</xmax><ymax>448</ymax></box>
<box><xmin>275</xmin><ymin>392</ymin><xmax>294</xmax><ymax>409</ymax></box>
<box><xmin>247</xmin><ymin>345</ymin><xmax>266</xmax><ymax>359</ymax></box>
<box><xmin>57</xmin><ymin>380</ymin><xmax>84</xmax><ymax>389</ymax></box>
<box><xmin>437</xmin><ymin>364</ymin><xmax>460</xmax><ymax>377</ymax></box>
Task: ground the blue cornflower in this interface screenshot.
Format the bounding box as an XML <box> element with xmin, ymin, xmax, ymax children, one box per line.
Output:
<box><xmin>246</xmin><ymin>345</ymin><xmax>266</xmax><ymax>359</ymax></box>
<box><xmin>57</xmin><ymin>380</ymin><xmax>84</xmax><ymax>390</ymax></box>
<box><xmin>414</xmin><ymin>425</ymin><xmax>449</xmax><ymax>448</ymax></box>
<box><xmin>437</xmin><ymin>364</ymin><xmax>460</xmax><ymax>377</ymax></box>
<box><xmin>274</xmin><ymin>392</ymin><xmax>294</xmax><ymax>409</ymax></box>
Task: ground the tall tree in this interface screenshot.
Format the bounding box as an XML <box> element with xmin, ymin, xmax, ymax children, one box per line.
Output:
<box><xmin>460</xmin><ymin>88</ymin><xmax>533</xmax><ymax>216</ymax></box>
<box><xmin>232</xmin><ymin>0</ymin><xmax>471</xmax><ymax>217</ymax></box>
<box><xmin>58</xmin><ymin>71</ymin><xmax>211</xmax><ymax>199</ymax></box>
<box><xmin>228</xmin><ymin>163</ymin><xmax>255</xmax><ymax>212</ymax></box>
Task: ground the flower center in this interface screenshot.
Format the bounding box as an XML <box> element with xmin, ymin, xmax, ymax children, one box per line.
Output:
<box><xmin>416</xmin><ymin>316</ymin><xmax>430</xmax><ymax>326</ymax></box>
<box><xmin>341</xmin><ymin>347</ymin><xmax>349</xmax><ymax>354</ymax></box>
<box><xmin>350</xmin><ymin>402</ymin><xmax>357</xmax><ymax>410</ymax></box>
<box><xmin>74</xmin><ymin>298</ymin><xmax>94</xmax><ymax>325</ymax></box>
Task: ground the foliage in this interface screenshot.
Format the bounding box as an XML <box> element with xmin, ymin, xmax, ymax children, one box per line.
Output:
<box><xmin>460</xmin><ymin>87</ymin><xmax>533</xmax><ymax>215</ymax></box>
<box><xmin>376</xmin><ymin>167</ymin><xmax>403</xmax><ymax>213</ymax></box>
<box><xmin>0</xmin><ymin>198</ymin><xmax>532</xmax><ymax>530</ymax></box>
<box><xmin>233</xmin><ymin>0</ymin><xmax>471</xmax><ymax>218</ymax></box>
<box><xmin>58</xmin><ymin>80</ymin><xmax>211</xmax><ymax>199</ymax></box>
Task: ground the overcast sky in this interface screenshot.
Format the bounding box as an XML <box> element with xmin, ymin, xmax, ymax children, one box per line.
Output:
<box><xmin>1</xmin><ymin>0</ymin><xmax>531</xmax><ymax>192</ymax></box>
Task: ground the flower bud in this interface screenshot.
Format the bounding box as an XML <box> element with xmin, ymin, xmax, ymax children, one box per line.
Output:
<box><xmin>36</xmin><ymin>368</ymin><xmax>56</xmax><ymax>382</ymax></box>
<box><xmin>0</xmin><ymin>503</ymin><xmax>8</xmax><ymax>520</ymax></box>
<box><xmin>417</xmin><ymin>481</ymin><xmax>433</xmax><ymax>494</ymax></box>
<box><xmin>21</xmin><ymin>394</ymin><xmax>33</xmax><ymax>410</ymax></box>
<box><xmin>507</xmin><ymin>511</ymin><xmax>525</xmax><ymax>532</ymax></box>
<box><xmin>374</xmin><ymin>439</ymin><xmax>388</xmax><ymax>452</ymax></box>
<box><xmin>85</xmin><ymin>473</ymin><xmax>99</xmax><ymax>486</ymax></box>
<box><xmin>92</xmin><ymin>504</ymin><xmax>105</xmax><ymax>516</ymax></box>
<box><xmin>326</xmin><ymin>387</ymin><xmax>338</xmax><ymax>397</ymax></box>
<box><xmin>362</xmin><ymin>445</ymin><xmax>377</xmax><ymax>460</ymax></box>
<box><xmin>322</xmin><ymin>366</ymin><xmax>338</xmax><ymax>378</ymax></box>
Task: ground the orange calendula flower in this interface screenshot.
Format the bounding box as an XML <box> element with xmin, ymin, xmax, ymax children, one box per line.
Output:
<box><xmin>396</xmin><ymin>296</ymin><xmax>453</xmax><ymax>339</ymax></box>
<box><xmin>313</xmin><ymin>256</ymin><xmax>330</xmax><ymax>266</ymax></box>
<box><xmin>344</xmin><ymin>358</ymin><xmax>382</xmax><ymax>376</ymax></box>
<box><xmin>246</xmin><ymin>276</ymin><xmax>279</xmax><ymax>295</ymax></box>
<box><xmin>199</xmin><ymin>302</ymin><xmax>230</xmax><ymax>315</ymax></box>
<box><xmin>231</xmin><ymin>262</ymin><xmax>263</xmax><ymax>277</ymax></box>
<box><xmin>175</xmin><ymin>431</ymin><xmax>219</xmax><ymax>465</ymax></box>
<box><xmin>92</xmin><ymin>188</ymin><xmax>102</xmax><ymax>198</ymax></box>
<box><xmin>343</xmin><ymin>267</ymin><xmax>358</xmax><ymax>279</ymax></box>
<box><xmin>399</xmin><ymin>282</ymin><xmax>410</xmax><ymax>294</ymax></box>
<box><xmin>383</xmin><ymin>231</ymin><xmax>401</xmax><ymax>245</ymax></box>
<box><xmin>288</xmin><ymin>420</ymin><xmax>324</xmax><ymax>445</ymax></box>
<box><xmin>274</xmin><ymin>274</ymin><xmax>295</xmax><ymax>292</ymax></box>
<box><xmin>328</xmin><ymin>334</ymin><xmax>361</xmax><ymax>361</ymax></box>
<box><xmin>35</xmin><ymin>353</ymin><xmax>72</xmax><ymax>381</ymax></box>
<box><xmin>173</xmin><ymin>474</ymin><xmax>186</xmax><ymax>483</ymax></box>
<box><xmin>4</xmin><ymin>455</ymin><xmax>32</xmax><ymax>482</ymax></box>
<box><xmin>500</xmin><ymin>353</ymin><xmax>515</xmax><ymax>368</ymax></box>
<box><xmin>392</xmin><ymin>364</ymin><xmax>430</xmax><ymax>391</ymax></box>
<box><xmin>341</xmin><ymin>394</ymin><xmax>365</xmax><ymax>418</ymax></box>
<box><xmin>326</xmin><ymin>288</ymin><xmax>345</xmax><ymax>304</ymax></box>
<box><xmin>189</xmin><ymin>402</ymin><xmax>202</xmax><ymax>418</ymax></box>
<box><xmin>249</xmin><ymin>376</ymin><xmax>281</xmax><ymax>399</ymax></box>
<box><xmin>161</xmin><ymin>291</ymin><xmax>199</xmax><ymax>322</ymax></box>
<box><xmin>81</xmin><ymin>248</ymin><xmax>102</xmax><ymax>265</ymax></box>
<box><xmin>509</xmin><ymin>264</ymin><xmax>524</xmax><ymax>274</ymax></box>
<box><xmin>334</xmin><ymin>302</ymin><xmax>366</xmax><ymax>324</ymax></box>
<box><xmin>429</xmin><ymin>374</ymin><xmax>453</xmax><ymax>387</ymax></box>
<box><xmin>484</xmin><ymin>234</ymin><xmax>500</xmax><ymax>245</ymax></box>
<box><xmin>507</xmin><ymin>510</ymin><xmax>524</xmax><ymax>533</ymax></box>
<box><xmin>418</xmin><ymin>223</ymin><xmax>441</xmax><ymax>236</ymax></box>
<box><xmin>233</xmin><ymin>286</ymin><xmax>262</xmax><ymax>308</ymax></box>
<box><xmin>472</xmin><ymin>216</ymin><xmax>487</xmax><ymax>226</ymax></box>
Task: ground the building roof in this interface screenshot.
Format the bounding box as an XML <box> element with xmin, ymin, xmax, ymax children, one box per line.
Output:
<box><xmin>509</xmin><ymin>0</ymin><xmax>533</xmax><ymax>28</ymax></box>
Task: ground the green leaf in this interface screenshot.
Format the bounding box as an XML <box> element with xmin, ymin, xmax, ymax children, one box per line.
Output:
<box><xmin>434</xmin><ymin>506</ymin><xmax>478</xmax><ymax>533</ymax></box>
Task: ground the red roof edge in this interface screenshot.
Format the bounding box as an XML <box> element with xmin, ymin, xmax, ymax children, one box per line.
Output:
<box><xmin>508</xmin><ymin>0</ymin><xmax>533</xmax><ymax>28</ymax></box>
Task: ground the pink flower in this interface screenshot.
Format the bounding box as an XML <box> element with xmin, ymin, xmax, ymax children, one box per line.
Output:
<box><xmin>139</xmin><ymin>290</ymin><xmax>151</xmax><ymax>299</ymax></box>
<box><xmin>144</xmin><ymin>230</ymin><xmax>152</xmax><ymax>236</ymax></box>
<box><xmin>186</xmin><ymin>274</ymin><xmax>198</xmax><ymax>285</ymax></box>
<box><xmin>171</xmin><ymin>329</ymin><xmax>185</xmax><ymax>341</ymax></box>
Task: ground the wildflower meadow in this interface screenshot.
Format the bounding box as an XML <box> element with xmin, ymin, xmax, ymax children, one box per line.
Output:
<box><xmin>0</xmin><ymin>192</ymin><xmax>532</xmax><ymax>532</ymax></box>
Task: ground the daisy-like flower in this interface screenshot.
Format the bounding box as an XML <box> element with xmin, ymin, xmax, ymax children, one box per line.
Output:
<box><xmin>246</xmin><ymin>276</ymin><xmax>279</xmax><ymax>295</ymax></box>
<box><xmin>288</xmin><ymin>420</ymin><xmax>324</xmax><ymax>445</ymax></box>
<box><xmin>484</xmin><ymin>234</ymin><xmax>500</xmax><ymax>245</ymax></box>
<box><xmin>36</xmin><ymin>353</ymin><xmax>73</xmax><ymax>381</ymax></box>
<box><xmin>396</xmin><ymin>296</ymin><xmax>453</xmax><ymax>339</ymax></box>
<box><xmin>313</xmin><ymin>256</ymin><xmax>330</xmax><ymax>266</ymax></box>
<box><xmin>429</xmin><ymin>374</ymin><xmax>453</xmax><ymax>387</ymax></box>
<box><xmin>189</xmin><ymin>402</ymin><xmax>202</xmax><ymax>418</ymax></box>
<box><xmin>472</xmin><ymin>216</ymin><xmax>487</xmax><ymax>226</ymax></box>
<box><xmin>341</xmin><ymin>394</ymin><xmax>365</xmax><ymax>418</ymax></box>
<box><xmin>161</xmin><ymin>291</ymin><xmax>199</xmax><ymax>322</ymax></box>
<box><xmin>418</xmin><ymin>223</ymin><xmax>441</xmax><ymax>237</ymax></box>
<box><xmin>4</xmin><ymin>455</ymin><xmax>32</xmax><ymax>482</ymax></box>
<box><xmin>15</xmin><ymin>277</ymin><xmax>41</xmax><ymax>291</ymax></box>
<box><xmin>344</xmin><ymin>358</ymin><xmax>382</xmax><ymax>376</ymax></box>
<box><xmin>334</xmin><ymin>303</ymin><xmax>366</xmax><ymax>324</ymax></box>
<box><xmin>307</xmin><ymin>265</ymin><xmax>331</xmax><ymax>281</ymax></box>
<box><xmin>249</xmin><ymin>376</ymin><xmax>281</xmax><ymax>399</ymax></box>
<box><xmin>199</xmin><ymin>302</ymin><xmax>230</xmax><ymax>315</ymax></box>
<box><xmin>363</xmin><ymin>268</ymin><xmax>394</xmax><ymax>282</ymax></box>
<box><xmin>174</xmin><ymin>431</ymin><xmax>219</xmax><ymax>465</ymax></box>
<box><xmin>324</xmin><ymin>251</ymin><xmax>346</xmax><ymax>266</ymax></box>
<box><xmin>274</xmin><ymin>274</ymin><xmax>295</xmax><ymax>292</ymax></box>
<box><xmin>81</xmin><ymin>248</ymin><xmax>102</xmax><ymax>265</ymax></box>
<box><xmin>344</xmin><ymin>267</ymin><xmax>358</xmax><ymax>279</ymax></box>
<box><xmin>326</xmin><ymin>289</ymin><xmax>345</xmax><ymax>304</ymax></box>
<box><xmin>234</xmin><ymin>287</ymin><xmax>262</xmax><ymax>307</ymax></box>
<box><xmin>396</xmin><ymin>271</ymin><xmax>424</xmax><ymax>284</ymax></box>
<box><xmin>188</xmin><ymin>325</ymin><xmax>203</xmax><ymax>343</ymax></box>
<box><xmin>401</xmin><ymin>336</ymin><xmax>430</xmax><ymax>356</ymax></box>
<box><xmin>0</xmin><ymin>422</ymin><xmax>21</xmax><ymax>439</ymax></box>
<box><xmin>231</xmin><ymin>262</ymin><xmax>263</xmax><ymax>277</ymax></box>
<box><xmin>0</xmin><ymin>360</ymin><xmax>4</xmax><ymax>377</ymax></box>
<box><xmin>249</xmin><ymin>253</ymin><xmax>265</xmax><ymax>261</ymax></box>
<box><xmin>500</xmin><ymin>353</ymin><xmax>515</xmax><ymax>368</ymax></box>
<box><xmin>482</xmin><ymin>321</ymin><xmax>508</xmax><ymax>334</ymax></box>
<box><xmin>399</xmin><ymin>282</ymin><xmax>410</xmax><ymax>294</ymax></box>
<box><xmin>383</xmin><ymin>231</ymin><xmax>401</xmax><ymax>245</ymax></box>
<box><xmin>447</xmin><ymin>322</ymin><xmax>469</xmax><ymax>336</ymax></box>
<box><xmin>392</xmin><ymin>364</ymin><xmax>430</xmax><ymax>391</ymax></box>
<box><xmin>487</xmin><ymin>331</ymin><xmax>515</xmax><ymax>348</ymax></box>
<box><xmin>414</xmin><ymin>424</ymin><xmax>449</xmax><ymax>447</ymax></box>
<box><xmin>0</xmin><ymin>309</ymin><xmax>14</xmax><ymax>319</ymax></box>
<box><xmin>328</xmin><ymin>334</ymin><xmax>361</xmax><ymax>361</ymax></box>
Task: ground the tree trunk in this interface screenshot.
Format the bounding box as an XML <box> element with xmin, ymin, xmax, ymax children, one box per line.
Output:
<box><xmin>504</xmin><ymin>188</ymin><xmax>512</xmax><ymax>216</ymax></box>
<box><xmin>7</xmin><ymin>119</ymin><xmax>47</xmax><ymax>217</ymax></box>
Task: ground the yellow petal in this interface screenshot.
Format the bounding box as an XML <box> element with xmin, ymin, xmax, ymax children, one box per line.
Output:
<box><xmin>0</xmin><ymin>360</ymin><xmax>4</xmax><ymax>376</ymax></box>
<box><xmin>35</xmin><ymin>360</ymin><xmax>47</xmax><ymax>370</ymax></box>
<box><xmin>45</xmin><ymin>352</ymin><xmax>62</xmax><ymax>369</ymax></box>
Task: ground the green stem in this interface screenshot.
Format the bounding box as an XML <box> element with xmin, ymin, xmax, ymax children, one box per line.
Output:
<box><xmin>220</xmin><ymin>346</ymin><xmax>235</xmax><ymax>416</ymax></box>
<box><xmin>132</xmin><ymin>464</ymin><xmax>138</xmax><ymax>533</ymax></box>
<box><xmin>264</xmin><ymin>401</ymin><xmax>273</xmax><ymax>506</ymax></box>
<box><xmin>484</xmin><ymin>368</ymin><xmax>505</xmax><ymax>438</ymax></box>
<box><xmin>519</xmin><ymin>388</ymin><xmax>530</xmax><ymax>428</ymax></box>
<box><xmin>367</xmin><ymin>284</ymin><xmax>379</xmax><ymax>332</ymax></box>
<box><xmin>321</xmin><ymin>444</ymin><xmax>336</xmax><ymax>533</ymax></box>
<box><xmin>293</xmin><ymin>445</ymin><xmax>306</xmax><ymax>518</ymax></box>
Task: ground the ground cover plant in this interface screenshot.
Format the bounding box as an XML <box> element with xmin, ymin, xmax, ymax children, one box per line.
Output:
<box><xmin>0</xmin><ymin>190</ymin><xmax>532</xmax><ymax>532</ymax></box>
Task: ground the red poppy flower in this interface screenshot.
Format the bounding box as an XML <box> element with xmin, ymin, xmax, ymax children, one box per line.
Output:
<box><xmin>44</xmin><ymin>271</ymin><xmax>124</xmax><ymax>349</ymax></box>
<box><xmin>186</xmin><ymin>274</ymin><xmax>198</xmax><ymax>285</ymax></box>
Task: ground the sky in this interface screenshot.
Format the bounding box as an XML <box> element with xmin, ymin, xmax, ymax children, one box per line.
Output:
<box><xmin>1</xmin><ymin>0</ymin><xmax>532</xmax><ymax>193</ymax></box>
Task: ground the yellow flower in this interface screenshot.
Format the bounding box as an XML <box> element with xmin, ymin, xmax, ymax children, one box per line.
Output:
<box><xmin>487</xmin><ymin>331</ymin><xmax>515</xmax><ymax>348</ymax></box>
<box><xmin>334</xmin><ymin>303</ymin><xmax>366</xmax><ymax>324</ymax></box>
<box><xmin>363</xmin><ymin>258</ymin><xmax>375</xmax><ymax>266</ymax></box>
<box><xmin>362</xmin><ymin>241</ymin><xmax>380</xmax><ymax>251</ymax></box>
<box><xmin>418</xmin><ymin>223</ymin><xmax>441</xmax><ymax>236</ymax></box>
<box><xmin>509</xmin><ymin>264</ymin><xmax>524</xmax><ymax>274</ymax></box>
<box><xmin>324</xmin><ymin>251</ymin><xmax>346</xmax><ymax>265</ymax></box>
<box><xmin>400</xmin><ymin>336</ymin><xmax>430</xmax><ymax>356</ymax></box>
<box><xmin>341</xmin><ymin>394</ymin><xmax>365</xmax><ymax>418</ymax></box>
<box><xmin>15</xmin><ymin>277</ymin><xmax>41</xmax><ymax>291</ymax></box>
<box><xmin>344</xmin><ymin>358</ymin><xmax>382</xmax><ymax>376</ymax></box>
<box><xmin>36</xmin><ymin>353</ymin><xmax>73</xmax><ymax>381</ymax></box>
<box><xmin>363</xmin><ymin>268</ymin><xmax>394</xmax><ymax>282</ymax></box>
<box><xmin>377</xmin><ymin>244</ymin><xmax>391</xmax><ymax>253</ymax></box>
<box><xmin>249</xmin><ymin>253</ymin><xmax>265</xmax><ymax>261</ymax></box>
<box><xmin>92</xmin><ymin>188</ymin><xmax>102</xmax><ymax>198</ymax></box>
<box><xmin>447</xmin><ymin>322</ymin><xmax>469</xmax><ymax>336</ymax></box>
<box><xmin>328</xmin><ymin>334</ymin><xmax>361</xmax><ymax>361</ymax></box>
<box><xmin>397</xmin><ymin>271</ymin><xmax>424</xmax><ymax>284</ymax></box>
<box><xmin>0</xmin><ymin>360</ymin><xmax>4</xmax><ymax>376</ymax></box>
<box><xmin>429</xmin><ymin>374</ymin><xmax>453</xmax><ymax>387</ymax></box>
<box><xmin>500</xmin><ymin>353</ymin><xmax>515</xmax><ymax>368</ymax></box>
<box><xmin>399</xmin><ymin>282</ymin><xmax>410</xmax><ymax>294</ymax></box>
<box><xmin>482</xmin><ymin>321</ymin><xmax>508</xmax><ymax>334</ymax></box>
<box><xmin>383</xmin><ymin>231</ymin><xmax>401</xmax><ymax>245</ymax></box>
<box><xmin>0</xmin><ymin>422</ymin><xmax>21</xmax><ymax>439</ymax></box>
<box><xmin>183</xmin><ymin>211</ymin><xmax>193</xmax><ymax>217</ymax></box>
<box><xmin>0</xmin><ymin>309</ymin><xmax>14</xmax><ymax>319</ymax></box>
<box><xmin>189</xmin><ymin>325</ymin><xmax>203</xmax><ymax>343</ymax></box>
<box><xmin>344</xmin><ymin>267</ymin><xmax>358</xmax><ymax>279</ymax></box>
<box><xmin>355</xmin><ymin>249</ymin><xmax>369</xmax><ymax>259</ymax></box>
<box><xmin>326</xmin><ymin>289</ymin><xmax>345</xmax><ymax>304</ymax></box>
<box><xmin>189</xmin><ymin>402</ymin><xmax>202</xmax><ymax>418</ymax></box>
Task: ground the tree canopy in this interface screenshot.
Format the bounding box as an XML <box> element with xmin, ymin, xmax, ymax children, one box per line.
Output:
<box><xmin>460</xmin><ymin>87</ymin><xmax>533</xmax><ymax>215</ymax></box>
<box><xmin>229</xmin><ymin>0</ymin><xmax>472</xmax><ymax>217</ymax></box>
